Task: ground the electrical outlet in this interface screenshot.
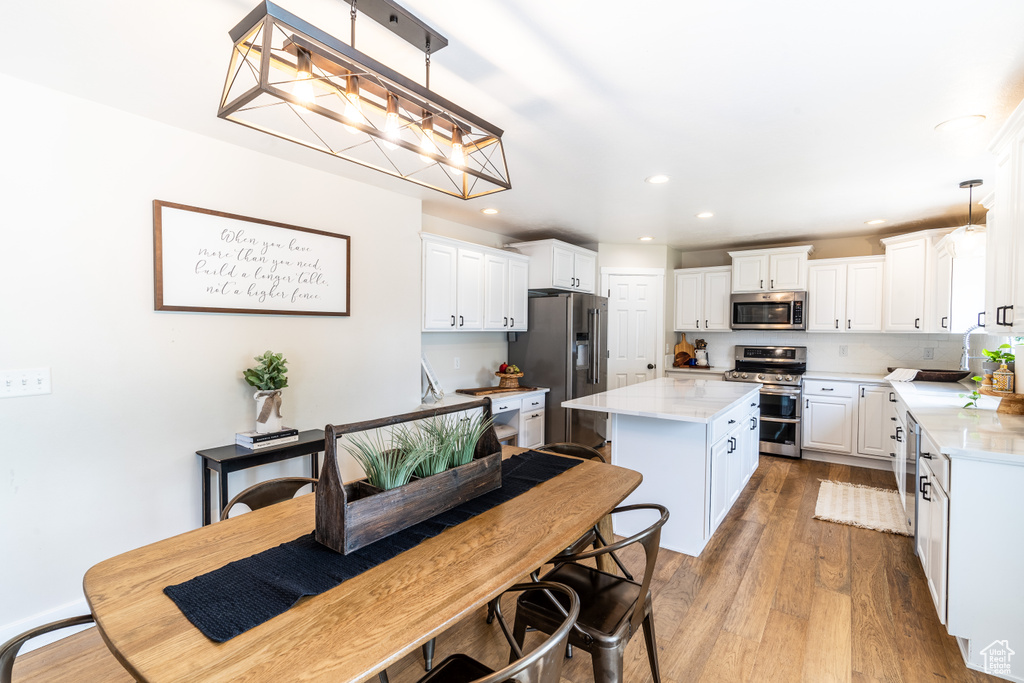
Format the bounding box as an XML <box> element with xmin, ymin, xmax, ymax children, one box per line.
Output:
<box><xmin>1</xmin><ymin>368</ymin><xmax>51</xmax><ymax>398</ymax></box>
<box><xmin>923</xmin><ymin>347</ymin><xmax>935</xmax><ymax>360</ymax></box>
<box><xmin>453</xmin><ymin>357</ymin><xmax>461</xmax><ymax>369</ymax></box>
<box><xmin>839</xmin><ymin>345</ymin><xmax>848</xmax><ymax>357</ymax></box>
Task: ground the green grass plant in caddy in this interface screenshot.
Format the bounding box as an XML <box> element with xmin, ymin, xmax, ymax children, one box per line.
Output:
<box><xmin>244</xmin><ymin>350</ymin><xmax>289</xmax><ymax>390</ymax></box>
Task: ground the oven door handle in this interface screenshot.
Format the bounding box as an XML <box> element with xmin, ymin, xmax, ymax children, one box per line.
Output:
<box><xmin>759</xmin><ymin>389</ymin><xmax>802</xmax><ymax>396</ymax></box>
<box><xmin>759</xmin><ymin>416</ymin><xmax>801</xmax><ymax>424</ymax></box>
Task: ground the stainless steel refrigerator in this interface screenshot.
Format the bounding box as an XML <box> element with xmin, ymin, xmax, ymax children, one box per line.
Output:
<box><xmin>508</xmin><ymin>292</ymin><xmax>608</xmax><ymax>448</ymax></box>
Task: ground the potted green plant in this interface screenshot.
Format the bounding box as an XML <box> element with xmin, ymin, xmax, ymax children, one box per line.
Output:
<box><xmin>244</xmin><ymin>350</ymin><xmax>289</xmax><ymax>433</ymax></box>
<box><xmin>981</xmin><ymin>344</ymin><xmax>1014</xmax><ymax>376</ymax></box>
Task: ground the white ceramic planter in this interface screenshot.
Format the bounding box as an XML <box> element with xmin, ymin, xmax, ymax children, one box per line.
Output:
<box><xmin>254</xmin><ymin>389</ymin><xmax>283</xmax><ymax>433</ymax></box>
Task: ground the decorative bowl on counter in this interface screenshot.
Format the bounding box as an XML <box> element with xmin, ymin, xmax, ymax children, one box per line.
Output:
<box><xmin>887</xmin><ymin>368</ymin><xmax>971</xmax><ymax>382</ymax></box>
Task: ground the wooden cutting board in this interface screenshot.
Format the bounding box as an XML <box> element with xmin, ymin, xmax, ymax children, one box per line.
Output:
<box><xmin>673</xmin><ymin>334</ymin><xmax>695</xmax><ymax>367</ymax></box>
<box><xmin>456</xmin><ymin>386</ymin><xmax>539</xmax><ymax>396</ymax></box>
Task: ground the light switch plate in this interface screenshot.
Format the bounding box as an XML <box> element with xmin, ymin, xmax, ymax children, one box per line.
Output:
<box><xmin>1</xmin><ymin>368</ymin><xmax>51</xmax><ymax>398</ymax></box>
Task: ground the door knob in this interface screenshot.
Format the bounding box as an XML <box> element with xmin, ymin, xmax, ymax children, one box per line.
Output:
<box><xmin>647</xmin><ymin>363</ymin><xmax>656</xmax><ymax>369</ymax></box>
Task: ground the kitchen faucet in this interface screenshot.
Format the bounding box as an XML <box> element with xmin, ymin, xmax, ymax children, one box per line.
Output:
<box><xmin>960</xmin><ymin>320</ymin><xmax>985</xmax><ymax>371</ymax></box>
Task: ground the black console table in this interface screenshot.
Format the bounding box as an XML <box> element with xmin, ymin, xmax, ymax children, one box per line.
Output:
<box><xmin>196</xmin><ymin>429</ymin><xmax>325</xmax><ymax>525</ymax></box>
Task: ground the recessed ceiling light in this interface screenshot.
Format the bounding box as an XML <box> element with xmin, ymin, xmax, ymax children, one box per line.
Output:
<box><xmin>639</xmin><ymin>236</ymin><xmax>654</xmax><ymax>241</ymax></box>
<box><xmin>480</xmin><ymin>208</ymin><xmax>499</xmax><ymax>215</ymax></box>
<box><xmin>696</xmin><ymin>212</ymin><xmax>714</xmax><ymax>219</ymax></box>
<box><xmin>645</xmin><ymin>175</ymin><xmax>670</xmax><ymax>184</ymax></box>
<box><xmin>865</xmin><ymin>219</ymin><xmax>886</xmax><ymax>225</ymax></box>
<box><xmin>934</xmin><ymin>114</ymin><xmax>986</xmax><ymax>132</ymax></box>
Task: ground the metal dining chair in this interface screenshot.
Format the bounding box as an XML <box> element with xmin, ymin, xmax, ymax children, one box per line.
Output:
<box><xmin>220</xmin><ymin>476</ymin><xmax>319</xmax><ymax>518</ymax></box>
<box><xmin>0</xmin><ymin>615</ymin><xmax>117</xmax><ymax>683</ymax></box>
<box><xmin>411</xmin><ymin>582</ymin><xmax>579</xmax><ymax>683</ymax></box>
<box><xmin>511</xmin><ymin>504</ymin><xmax>670</xmax><ymax>683</ymax></box>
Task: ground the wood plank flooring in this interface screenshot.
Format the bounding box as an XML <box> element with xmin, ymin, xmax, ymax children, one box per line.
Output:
<box><xmin>14</xmin><ymin>457</ymin><xmax>1003</xmax><ymax>682</ymax></box>
<box><xmin>372</xmin><ymin>456</ymin><xmax>1003</xmax><ymax>683</ymax></box>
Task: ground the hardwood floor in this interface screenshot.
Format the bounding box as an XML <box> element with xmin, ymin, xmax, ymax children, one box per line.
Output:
<box><xmin>13</xmin><ymin>457</ymin><xmax>1003</xmax><ymax>682</ymax></box>
<box><xmin>375</xmin><ymin>456</ymin><xmax>1003</xmax><ymax>683</ymax></box>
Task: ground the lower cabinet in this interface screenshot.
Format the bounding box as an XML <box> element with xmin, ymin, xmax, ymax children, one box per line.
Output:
<box><xmin>489</xmin><ymin>391</ymin><xmax>547</xmax><ymax>450</ymax></box>
<box><xmin>917</xmin><ymin>455</ymin><xmax>950</xmax><ymax>625</ymax></box>
<box><xmin>519</xmin><ymin>408</ymin><xmax>545</xmax><ymax>449</ymax></box>
<box><xmin>801</xmin><ymin>379</ymin><xmax>895</xmax><ymax>466</ymax></box>
<box><xmin>709</xmin><ymin>407</ymin><xmax>760</xmax><ymax>535</ymax></box>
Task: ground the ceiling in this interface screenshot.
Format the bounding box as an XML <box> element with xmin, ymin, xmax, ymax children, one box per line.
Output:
<box><xmin>8</xmin><ymin>0</ymin><xmax>1024</xmax><ymax>250</ymax></box>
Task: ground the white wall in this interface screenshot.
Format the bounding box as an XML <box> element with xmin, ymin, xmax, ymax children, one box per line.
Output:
<box><xmin>0</xmin><ymin>75</ymin><xmax>423</xmax><ymax>638</ymax></box>
<box><xmin>420</xmin><ymin>216</ymin><xmax>516</xmax><ymax>391</ymax></box>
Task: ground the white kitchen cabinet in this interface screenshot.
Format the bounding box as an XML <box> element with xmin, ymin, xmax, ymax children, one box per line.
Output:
<box><xmin>856</xmin><ymin>384</ymin><xmax>889</xmax><ymax>458</ymax></box>
<box><xmin>508</xmin><ymin>257</ymin><xmax>529</xmax><ymax>331</ymax></box>
<box><xmin>918</xmin><ymin>453</ymin><xmax>949</xmax><ymax>625</ymax></box>
<box><xmin>673</xmin><ymin>266</ymin><xmax>731</xmax><ymax>331</ymax></box>
<box><xmin>708</xmin><ymin>406</ymin><xmax>759</xmax><ymax>535</ymax></box>
<box><xmin>422</xmin><ymin>238</ymin><xmax>458</xmax><ymax>330</ymax></box>
<box><xmin>422</xmin><ymin>234</ymin><xmax>530</xmax><ymax>333</ymax></box>
<box><xmin>881</xmin><ymin>229</ymin><xmax>951</xmax><ymax>333</ymax></box>
<box><xmin>709</xmin><ymin>436</ymin><xmax>732</xmax><ymax>531</ymax></box>
<box><xmin>510</xmin><ymin>239</ymin><xmax>597</xmax><ymax>293</ymax></box>
<box><xmin>727</xmin><ymin>246</ymin><xmax>813</xmax><ymax>292</ymax></box>
<box><xmin>933</xmin><ymin>231</ymin><xmax>986</xmax><ymax>334</ymax></box>
<box><xmin>807</xmin><ymin>257</ymin><xmax>884</xmax><ymax>333</ymax></box>
<box><xmin>520</xmin><ymin>409</ymin><xmax>545</xmax><ymax>449</ymax></box>
<box><xmin>987</xmin><ymin>99</ymin><xmax>1024</xmax><ymax>333</ymax></box>
<box><xmin>802</xmin><ymin>380</ymin><xmax>856</xmax><ymax>455</ymax></box>
<box><xmin>483</xmin><ymin>253</ymin><xmax>508</xmax><ymax>331</ymax></box>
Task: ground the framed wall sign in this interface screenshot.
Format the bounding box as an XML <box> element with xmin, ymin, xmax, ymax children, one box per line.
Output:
<box><xmin>153</xmin><ymin>201</ymin><xmax>350</xmax><ymax>316</ymax></box>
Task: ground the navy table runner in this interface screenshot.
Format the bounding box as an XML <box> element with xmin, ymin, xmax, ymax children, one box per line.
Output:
<box><xmin>165</xmin><ymin>450</ymin><xmax>581</xmax><ymax>642</ymax></box>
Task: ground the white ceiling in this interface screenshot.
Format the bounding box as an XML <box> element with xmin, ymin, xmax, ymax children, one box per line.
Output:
<box><xmin>7</xmin><ymin>0</ymin><xmax>1024</xmax><ymax>250</ymax></box>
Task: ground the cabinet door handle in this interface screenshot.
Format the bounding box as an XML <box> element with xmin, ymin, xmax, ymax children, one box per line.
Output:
<box><xmin>996</xmin><ymin>306</ymin><xmax>1005</xmax><ymax>326</ymax></box>
<box><xmin>705</xmin><ymin>319</ymin><xmax>708</xmax><ymax>328</ymax></box>
<box><xmin>751</xmin><ymin>402</ymin><xmax>757</xmax><ymax>407</ymax></box>
<box><xmin>530</xmin><ymin>413</ymin><xmax>540</xmax><ymax>418</ymax></box>
<box><xmin>806</xmin><ymin>399</ymin><xmax>809</xmax><ymax>409</ymax></box>
<box><xmin>821</xmin><ymin>387</ymin><xmax>834</xmax><ymax>391</ymax></box>
<box><xmin>890</xmin><ymin>452</ymin><xmax>896</xmax><ymax>457</ymax></box>
<box><xmin>861</xmin><ymin>387</ymin><xmax>865</xmax><ymax>398</ymax></box>
<box><xmin>848</xmin><ymin>319</ymin><xmax>851</xmax><ymax>329</ymax></box>
<box><xmin>914</xmin><ymin>317</ymin><xmax>920</xmax><ymax>329</ymax></box>
<box><xmin>750</xmin><ymin>416</ymin><xmax>758</xmax><ymax>430</ymax></box>
<box><xmin>459</xmin><ymin>315</ymin><xmax>464</xmax><ymax>327</ymax></box>
<box><xmin>920</xmin><ymin>451</ymin><xmax>933</xmax><ymax>459</ymax></box>
<box><xmin>941</xmin><ymin>316</ymin><xmax>948</xmax><ymax>329</ymax></box>
<box><xmin>451</xmin><ymin>315</ymin><xmax>456</xmax><ymax>327</ymax></box>
<box><xmin>1004</xmin><ymin>305</ymin><xmax>1014</xmax><ymax>326</ymax></box>
<box><xmin>921</xmin><ymin>478</ymin><xmax>932</xmax><ymax>501</ymax></box>
<box><xmin>728</xmin><ymin>419</ymin><xmax>736</xmax><ymax>424</ymax></box>
<box><xmin>891</xmin><ymin>416</ymin><xmax>897</xmax><ymax>421</ymax></box>
<box><xmin>696</xmin><ymin>319</ymin><xmax>700</xmax><ymax>328</ymax></box>
<box><xmin>504</xmin><ymin>316</ymin><xmax>508</xmax><ymax>327</ymax></box>
<box><xmin>889</xmin><ymin>391</ymin><xmax>895</xmax><ymax>403</ymax></box>
<box><xmin>760</xmin><ymin>279</ymin><xmax>764</xmax><ymax>289</ymax></box>
<box><xmin>895</xmin><ymin>426</ymin><xmax>903</xmax><ymax>442</ymax></box>
<box><xmin>978</xmin><ymin>311</ymin><xmax>985</xmax><ymax>327</ymax></box>
<box><xmin>835</xmin><ymin>319</ymin><xmax>838</xmax><ymax>329</ymax></box>
<box><xmin>771</xmin><ymin>279</ymin><xmax>774</xmax><ymax>289</ymax></box>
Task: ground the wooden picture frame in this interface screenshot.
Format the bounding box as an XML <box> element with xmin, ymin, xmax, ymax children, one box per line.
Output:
<box><xmin>153</xmin><ymin>200</ymin><xmax>351</xmax><ymax>316</ymax></box>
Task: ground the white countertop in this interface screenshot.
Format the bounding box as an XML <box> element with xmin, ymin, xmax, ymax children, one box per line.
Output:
<box><xmin>804</xmin><ymin>371</ymin><xmax>890</xmax><ymax>383</ymax></box>
<box><xmin>665</xmin><ymin>367</ymin><xmax>723</xmax><ymax>373</ymax></box>
<box><xmin>562</xmin><ymin>377</ymin><xmax>760</xmax><ymax>424</ymax></box>
<box><xmin>891</xmin><ymin>380</ymin><xmax>1024</xmax><ymax>465</ymax></box>
<box><xmin>418</xmin><ymin>387</ymin><xmax>548</xmax><ymax>411</ymax></box>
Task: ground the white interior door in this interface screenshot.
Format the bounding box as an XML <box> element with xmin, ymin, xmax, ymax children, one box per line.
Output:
<box><xmin>606</xmin><ymin>273</ymin><xmax>662</xmax><ymax>390</ymax></box>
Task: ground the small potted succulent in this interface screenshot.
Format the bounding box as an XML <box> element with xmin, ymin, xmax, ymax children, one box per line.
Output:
<box><xmin>244</xmin><ymin>350</ymin><xmax>289</xmax><ymax>433</ymax></box>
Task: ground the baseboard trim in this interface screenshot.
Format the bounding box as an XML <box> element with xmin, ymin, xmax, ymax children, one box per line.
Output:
<box><xmin>1</xmin><ymin>598</ymin><xmax>91</xmax><ymax>654</ymax></box>
<box><xmin>801</xmin><ymin>450</ymin><xmax>895</xmax><ymax>472</ymax></box>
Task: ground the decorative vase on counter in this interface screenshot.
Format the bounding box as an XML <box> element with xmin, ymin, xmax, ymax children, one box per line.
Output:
<box><xmin>254</xmin><ymin>389</ymin><xmax>284</xmax><ymax>433</ymax></box>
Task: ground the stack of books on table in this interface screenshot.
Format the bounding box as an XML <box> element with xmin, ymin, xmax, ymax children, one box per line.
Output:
<box><xmin>235</xmin><ymin>428</ymin><xmax>299</xmax><ymax>450</ymax></box>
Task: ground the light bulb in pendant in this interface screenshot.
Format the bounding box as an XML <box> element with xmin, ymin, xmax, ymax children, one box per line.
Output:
<box><xmin>450</xmin><ymin>127</ymin><xmax>465</xmax><ymax>175</ymax></box>
<box><xmin>292</xmin><ymin>48</ymin><xmax>315</xmax><ymax>107</ymax></box>
<box><xmin>343</xmin><ymin>76</ymin><xmax>362</xmax><ymax>134</ymax></box>
<box><xmin>419</xmin><ymin>113</ymin><xmax>435</xmax><ymax>162</ymax></box>
<box><xmin>383</xmin><ymin>93</ymin><xmax>399</xmax><ymax>149</ymax></box>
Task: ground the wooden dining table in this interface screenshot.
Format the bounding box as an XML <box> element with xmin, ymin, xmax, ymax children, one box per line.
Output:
<box><xmin>83</xmin><ymin>446</ymin><xmax>641</xmax><ymax>682</ymax></box>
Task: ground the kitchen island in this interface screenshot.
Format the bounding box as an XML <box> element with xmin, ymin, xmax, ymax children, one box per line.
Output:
<box><xmin>563</xmin><ymin>377</ymin><xmax>761</xmax><ymax>556</ymax></box>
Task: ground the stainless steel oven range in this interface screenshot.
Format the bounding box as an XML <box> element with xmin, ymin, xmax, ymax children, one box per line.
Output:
<box><xmin>723</xmin><ymin>345</ymin><xmax>807</xmax><ymax>459</ymax></box>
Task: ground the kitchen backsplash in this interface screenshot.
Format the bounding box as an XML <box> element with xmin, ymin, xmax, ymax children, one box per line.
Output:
<box><xmin>669</xmin><ymin>330</ymin><xmax>1018</xmax><ymax>376</ymax></box>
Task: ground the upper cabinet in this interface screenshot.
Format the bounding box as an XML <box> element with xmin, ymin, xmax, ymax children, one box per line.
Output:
<box><xmin>421</xmin><ymin>234</ymin><xmax>529</xmax><ymax>332</ymax></box>
<box><xmin>727</xmin><ymin>246</ymin><xmax>814</xmax><ymax>292</ymax></box>
<box><xmin>881</xmin><ymin>230</ymin><xmax>950</xmax><ymax>333</ymax></box>
<box><xmin>673</xmin><ymin>266</ymin><xmax>732</xmax><ymax>332</ymax></box>
<box><xmin>807</xmin><ymin>256</ymin><xmax>884</xmax><ymax>332</ymax></box>
<box><xmin>510</xmin><ymin>239</ymin><xmax>597</xmax><ymax>293</ymax></box>
<box><xmin>986</xmin><ymin>98</ymin><xmax>1024</xmax><ymax>333</ymax></box>
<box><xmin>933</xmin><ymin>231</ymin><xmax>986</xmax><ymax>334</ymax></box>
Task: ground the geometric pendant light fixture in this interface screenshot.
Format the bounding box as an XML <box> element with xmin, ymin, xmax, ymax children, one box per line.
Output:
<box><xmin>218</xmin><ymin>1</ymin><xmax>511</xmax><ymax>199</ymax></box>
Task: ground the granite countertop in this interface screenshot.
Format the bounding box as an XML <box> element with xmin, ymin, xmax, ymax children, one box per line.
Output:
<box><xmin>562</xmin><ymin>377</ymin><xmax>760</xmax><ymax>424</ymax></box>
<box><xmin>891</xmin><ymin>380</ymin><xmax>1024</xmax><ymax>465</ymax></box>
<box><xmin>803</xmin><ymin>371</ymin><xmax>890</xmax><ymax>383</ymax></box>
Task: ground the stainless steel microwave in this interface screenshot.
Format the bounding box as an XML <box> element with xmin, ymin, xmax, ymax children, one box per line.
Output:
<box><xmin>730</xmin><ymin>291</ymin><xmax>807</xmax><ymax>330</ymax></box>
